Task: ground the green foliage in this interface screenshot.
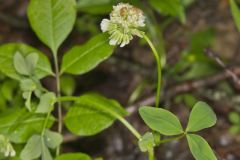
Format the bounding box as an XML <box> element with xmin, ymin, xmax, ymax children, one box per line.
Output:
<box><xmin>139</xmin><ymin>106</ymin><xmax>184</xmax><ymax>136</ymax></box>
<box><xmin>187</xmin><ymin>134</ymin><xmax>217</xmax><ymax>160</ymax></box>
<box><xmin>64</xmin><ymin>93</ymin><xmax>128</xmax><ymax>136</ymax></box>
<box><xmin>43</xmin><ymin>130</ymin><xmax>63</xmax><ymax>149</ymax></box>
<box><xmin>148</xmin><ymin>0</ymin><xmax>185</xmax><ymax>23</ymax></box>
<box><xmin>60</xmin><ymin>76</ymin><xmax>76</xmax><ymax>96</ymax></box>
<box><xmin>0</xmin><ymin>43</ymin><xmax>53</xmax><ymax>80</ymax></box>
<box><xmin>55</xmin><ymin>153</ymin><xmax>91</xmax><ymax>160</ymax></box>
<box><xmin>13</xmin><ymin>52</ymin><xmax>38</xmax><ymax>76</ymax></box>
<box><xmin>36</xmin><ymin>92</ymin><xmax>56</xmax><ymax>113</ymax></box>
<box><xmin>0</xmin><ymin>109</ymin><xmax>55</xmax><ymax>143</ymax></box>
<box><xmin>77</xmin><ymin>0</ymin><xmax>115</xmax><ymax>14</ymax></box>
<box><xmin>229</xmin><ymin>112</ymin><xmax>240</xmax><ymax>134</ymax></box>
<box><xmin>61</xmin><ymin>34</ymin><xmax>114</xmax><ymax>75</ymax></box>
<box><xmin>230</xmin><ymin>0</ymin><xmax>240</xmax><ymax>32</ymax></box>
<box><xmin>27</xmin><ymin>0</ymin><xmax>77</xmax><ymax>54</ymax></box>
<box><xmin>186</xmin><ymin>102</ymin><xmax>217</xmax><ymax>132</ymax></box>
<box><xmin>138</xmin><ymin>132</ymin><xmax>156</xmax><ymax>152</ymax></box>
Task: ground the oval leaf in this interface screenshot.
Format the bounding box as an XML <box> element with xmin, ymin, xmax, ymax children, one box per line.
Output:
<box><xmin>55</xmin><ymin>153</ymin><xmax>91</xmax><ymax>160</ymax></box>
<box><xmin>64</xmin><ymin>93</ymin><xmax>128</xmax><ymax>136</ymax></box>
<box><xmin>27</xmin><ymin>0</ymin><xmax>77</xmax><ymax>53</ymax></box>
<box><xmin>186</xmin><ymin>101</ymin><xmax>217</xmax><ymax>132</ymax></box>
<box><xmin>61</xmin><ymin>34</ymin><xmax>114</xmax><ymax>75</ymax></box>
<box><xmin>36</xmin><ymin>92</ymin><xmax>56</xmax><ymax>113</ymax></box>
<box><xmin>0</xmin><ymin>43</ymin><xmax>53</xmax><ymax>80</ymax></box>
<box><xmin>187</xmin><ymin>134</ymin><xmax>217</xmax><ymax>160</ymax></box>
<box><xmin>139</xmin><ymin>106</ymin><xmax>183</xmax><ymax>136</ymax></box>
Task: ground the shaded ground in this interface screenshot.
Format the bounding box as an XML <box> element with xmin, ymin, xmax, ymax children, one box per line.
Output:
<box><xmin>0</xmin><ymin>0</ymin><xmax>240</xmax><ymax>159</ymax></box>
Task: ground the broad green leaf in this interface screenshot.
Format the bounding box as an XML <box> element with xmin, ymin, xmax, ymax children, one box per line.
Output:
<box><xmin>27</xmin><ymin>0</ymin><xmax>77</xmax><ymax>54</ymax></box>
<box><xmin>55</xmin><ymin>153</ymin><xmax>91</xmax><ymax>160</ymax></box>
<box><xmin>77</xmin><ymin>0</ymin><xmax>115</xmax><ymax>14</ymax></box>
<box><xmin>61</xmin><ymin>34</ymin><xmax>114</xmax><ymax>75</ymax></box>
<box><xmin>20</xmin><ymin>135</ymin><xmax>42</xmax><ymax>160</ymax></box>
<box><xmin>139</xmin><ymin>106</ymin><xmax>183</xmax><ymax>136</ymax></box>
<box><xmin>36</xmin><ymin>92</ymin><xmax>56</xmax><ymax>113</ymax></box>
<box><xmin>186</xmin><ymin>101</ymin><xmax>217</xmax><ymax>132</ymax></box>
<box><xmin>149</xmin><ymin>0</ymin><xmax>185</xmax><ymax>23</ymax></box>
<box><xmin>64</xmin><ymin>93</ymin><xmax>128</xmax><ymax>136</ymax></box>
<box><xmin>0</xmin><ymin>43</ymin><xmax>53</xmax><ymax>80</ymax></box>
<box><xmin>44</xmin><ymin>129</ymin><xmax>63</xmax><ymax>149</ymax></box>
<box><xmin>230</xmin><ymin>0</ymin><xmax>240</xmax><ymax>32</ymax></box>
<box><xmin>0</xmin><ymin>108</ymin><xmax>55</xmax><ymax>143</ymax></box>
<box><xmin>25</xmin><ymin>52</ymin><xmax>39</xmax><ymax>74</ymax></box>
<box><xmin>186</xmin><ymin>134</ymin><xmax>217</xmax><ymax>160</ymax></box>
<box><xmin>41</xmin><ymin>143</ymin><xmax>53</xmax><ymax>160</ymax></box>
<box><xmin>138</xmin><ymin>132</ymin><xmax>155</xmax><ymax>152</ymax></box>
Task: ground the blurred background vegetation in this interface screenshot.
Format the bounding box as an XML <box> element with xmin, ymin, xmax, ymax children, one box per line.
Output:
<box><xmin>0</xmin><ymin>0</ymin><xmax>240</xmax><ymax>159</ymax></box>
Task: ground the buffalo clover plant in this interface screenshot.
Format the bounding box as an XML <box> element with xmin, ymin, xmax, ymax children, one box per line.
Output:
<box><xmin>0</xmin><ymin>1</ymin><xmax>217</xmax><ymax>160</ymax></box>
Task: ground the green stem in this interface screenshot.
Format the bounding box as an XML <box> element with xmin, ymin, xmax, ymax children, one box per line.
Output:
<box><xmin>41</xmin><ymin>112</ymin><xmax>51</xmax><ymax>136</ymax></box>
<box><xmin>58</xmin><ymin>96</ymin><xmax>141</xmax><ymax>140</ymax></box>
<box><xmin>142</xmin><ymin>34</ymin><xmax>162</xmax><ymax>108</ymax></box>
<box><xmin>159</xmin><ymin>134</ymin><xmax>185</xmax><ymax>144</ymax></box>
<box><xmin>148</xmin><ymin>148</ymin><xmax>154</xmax><ymax>160</ymax></box>
<box><xmin>57</xmin><ymin>96</ymin><xmax>78</xmax><ymax>102</ymax></box>
<box><xmin>117</xmin><ymin>116</ymin><xmax>141</xmax><ymax>139</ymax></box>
<box><xmin>53</xmin><ymin>53</ymin><xmax>62</xmax><ymax>156</ymax></box>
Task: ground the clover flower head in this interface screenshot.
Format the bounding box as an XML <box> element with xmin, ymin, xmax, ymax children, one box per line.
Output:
<box><xmin>0</xmin><ymin>135</ymin><xmax>16</xmax><ymax>157</ymax></box>
<box><xmin>100</xmin><ymin>3</ymin><xmax>145</xmax><ymax>47</ymax></box>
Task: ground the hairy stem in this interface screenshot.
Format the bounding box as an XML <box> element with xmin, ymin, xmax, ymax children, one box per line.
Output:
<box><xmin>53</xmin><ymin>54</ymin><xmax>62</xmax><ymax>156</ymax></box>
<box><xmin>142</xmin><ymin>34</ymin><xmax>162</xmax><ymax>108</ymax></box>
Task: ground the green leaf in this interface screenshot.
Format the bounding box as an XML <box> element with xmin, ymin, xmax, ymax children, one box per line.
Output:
<box><xmin>20</xmin><ymin>135</ymin><xmax>42</xmax><ymax>160</ymax></box>
<box><xmin>64</xmin><ymin>93</ymin><xmax>128</xmax><ymax>136</ymax></box>
<box><xmin>61</xmin><ymin>34</ymin><xmax>114</xmax><ymax>75</ymax></box>
<box><xmin>27</xmin><ymin>0</ymin><xmax>77</xmax><ymax>54</ymax></box>
<box><xmin>13</xmin><ymin>51</ymin><xmax>31</xmax><ymax>76</ymax></box>
<box><xmin>77</xmin><ymin>0</ymin><xmax>115</xmax><ymax>15</ymax></box>
<box><xmin>230</xmin><ymin>0</ymin><xmax>240</xmax><ymax>32</ymax></box>
<box><xmin>1</xmin><ymin>80</ymin><xmax>18</xmax><ymax>101</ymax></box>
<box><xmin>0</xmin><ymin>108</ymin><xmax>55</xmax><ymax>143</ymax></box>
<box><xmin>55</xmin><ymin>153</ymin><xmax>91</xmax><ymax>160</ymax></box>
<box><xmin>149</xmin><ymin>0</ymin><xmax>185</xmax><ymax>23</ymax></box>
<box><xmin>60</xmin><ymin>75</ymin><xmax>76</xmax><ymax>96</ymax></box>
<box><xmin>20</xmin><ymin>79</ymin><xmax>36</xmax><ymax>92</ymax></box>
<box><xmin>186</xmin><ymin>101</ymin><xmax>217</xmax><ymax>132</ymax></box>
<box><xmin>139</xmin><ymin>106</ymin><xmax>184</xmax><ymax>136</ymax></box>
<box><xmin>20</xmin><ymin>134</ymin><xmax>53</xmax><ymax>160</ymax></box>
<box><xmin>36</xmin><ymin>92</ymin><xmax>56</xmax><ymax>113</ymax></box>
<box><xmin>138</xmin><ymin>132</ymin><xmax>155</xmax><ymax>152</ymax></box>
<box><xmin>44</xmin><ymin>129</ymin><xmax>63</xmax><ymax>149</ymax></box>
<box><xmin>0</xmin><ymin>43</ymin><xmax>53</xmax><ymax>80</ymax></box>
<box><xmin>229</xmin><ymin>112</ymin><xmax>240</xmax><ymax>124</ymax></box>
<box><xmin>186</xmin><ymin>134</ymin><xmax>217</xmax><ymax>160</ymax></box>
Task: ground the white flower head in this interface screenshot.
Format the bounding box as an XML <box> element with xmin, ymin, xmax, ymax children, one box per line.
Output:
<box><xmin>100</xmin><ymin>3</ymin><xmax>145</xmax><ymax>47</ymax></box>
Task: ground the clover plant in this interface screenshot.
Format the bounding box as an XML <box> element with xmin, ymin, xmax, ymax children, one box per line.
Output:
<box><xmin>0</xmin><ymin>1</ymin><xmax>218</xmax><ymax>160</ymax></box>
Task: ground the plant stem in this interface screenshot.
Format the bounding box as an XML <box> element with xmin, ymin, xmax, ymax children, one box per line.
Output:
<box><xmin>117</xmin><ymin>116</ymin><xmax>141</xmax><ymax>139</ymax></box>
<box><xmin>57</xmin><ymin>96</ymin><xmax>78</xmax><ymax>102</ymax></box>
<box><xmin>58</xmin><ymin>96</ymin><xmax>141</xmax><ymax>140</ymax></box>
<box><xmin>142</xmin><ymin>34</ymin><xmax>162</xmax><ymax>108</ymax></box>
<box><xmin>41</xmin><ymin>111</ymin><xmax>51</xmax><ymax>136</ymax></box>
<box><xmin>148</xmin><ymin>148</ymin><xmax>154</xmax><ymax>160</ymax></box>
<box><xmin>159</xmin><ymin>134</ymin><xmax>185</xmax><ymax>144</ymax></box>
<box><xmin>53</xmin><ymin>53</ymin><xmax>62</xmax><ymax>156</ymax></box>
